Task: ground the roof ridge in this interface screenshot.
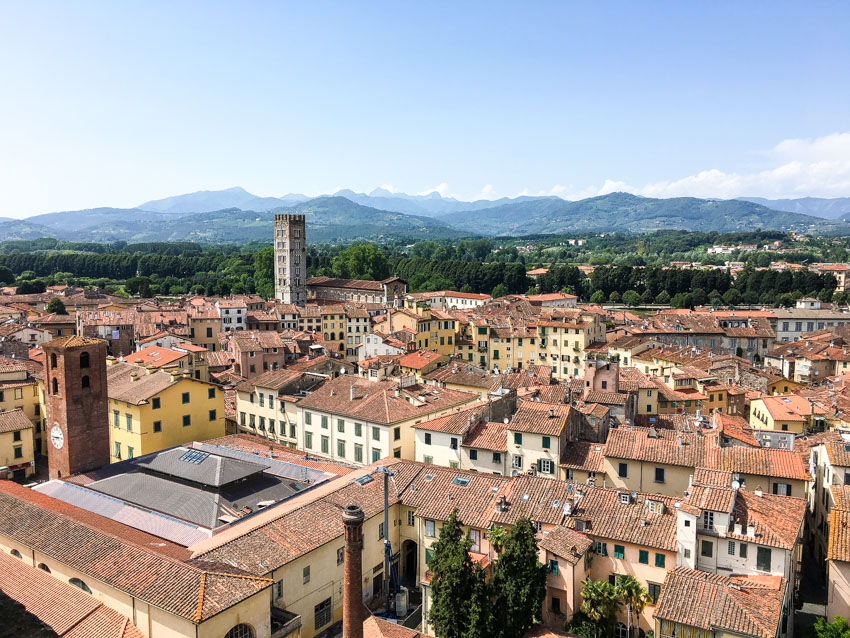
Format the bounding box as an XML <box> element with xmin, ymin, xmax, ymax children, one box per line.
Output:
<box><xmin>195</xmin><ymin>572</ymin><xmax>206</xmax><ymax>622</ymax></box>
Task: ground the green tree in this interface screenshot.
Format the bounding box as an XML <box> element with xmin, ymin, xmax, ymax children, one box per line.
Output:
<box><xmin>615</xmin><ymin>574</ymin><xmax>652</xmax><ymax>638</ymax></box>
<box><xmin>654</xmin><ymin>290</ymin><xmax>671</xmax><ymax>305</ymax></box>
<box><xmin>608</xmin><ymin>291</ymin><xmax>621</xmax><ymax>303</ymax></box>
<box><xmin>492</xmin><ymin>283</ymin><xmax>508</xmax><ymax>298</ymax></box>
<box><xmin>579</xmin><ymin>579</ymin><xmax>621</xmax><ymax>638</ymax></box>
<box><xmin>466</xmin><ymin>564</ymin><xmax>495</xmax><ymax>638</ymax></box>
<box><xmin>252</xmin><ymin>246</ymin><xmax>275</xmax><ymax>299</ymax></box>
<box><xmin>0</xmin><ymin>265</ymin><xmax>14</xmax><ymax>285</ymax></box>
<box><xmin>622</xmin><ymin>290</ymin><xmax>641</xmax><ymax>307</ymax></box>
<box><xmin>590</xmin><ymin>290</ymin><xmax>605</xmax><ymax>304</ymax></box>
<box><xmin>805</xmin><ymin>616</ymin><xmax>850</xmax><ymax>638</ymax></box>
<box><xmin>492</xmin><ymin>518</ymin><xmax>548</xmax><ymax>638</ymax></box>
<box><xmin>46</xmin><ymin>297</ymin><xmax>68</xmax><ymax>315</ymax></box>
<box><xmin>526</xmin><ymin>286</ymin><xmax>540</xmax><ymax>296</ymax></box>
<box><xmin>331</xmin><ymin>244</ymin><xmax>390</xmax><ymax>281</ymax></box>
<box><xmin>722</xmin><ymin>288</ymin><xmax>742</xmax><ymax>306</ymax></box>
<box><xmin>428</xmin><ymin>509</ymin><xmax>477</xmax><ymax>638</ymax></box>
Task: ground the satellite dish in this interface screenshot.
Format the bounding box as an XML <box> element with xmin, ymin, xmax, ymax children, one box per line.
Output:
<box><xmin>731</xmin><ymin>480</ymin><xmax>741</xmax><ymax>490</ymax></box>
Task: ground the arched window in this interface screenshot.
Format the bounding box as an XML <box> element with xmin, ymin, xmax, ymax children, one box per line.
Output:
<box><xmin>10</xmin><ymin>549</ymin><xmax>22</xmax><ymax>559</ymax></box>
<box><xmin>81</xmin><ymin>375</ymin><xmax>90</xmax><ymax>389</ymax></box>
<box><xmin>51</xmin><ymin>378</ymin><xmax>59</xmax><ymax>395</ymax></box>
<box><xmin>50</xmin><ymin>353</ymin><xmax>57</xmax><ymax>369</ymax></box>
<box><xmin>224</xmin><ymin>624</ymin><xmax>255</xmax><ymax>638</ymax></box>
<box><xmin>69</xmin><ymin>578</ymin><xmax>92</xmax><ymax>594</ymax></box>
<box><xmin>80</xmin><ymin>351</ymin><xmax>90</xmax><ymax>369</ymax></box>
<box><xmin>615</xmin><ymin>623</ymin><xmax>629</xmax><ymax>638</ymax></box>
<box><xmin>37</xmin><ymin>563</ymin><xmax>51</xmax><ymax>573</ymax></box>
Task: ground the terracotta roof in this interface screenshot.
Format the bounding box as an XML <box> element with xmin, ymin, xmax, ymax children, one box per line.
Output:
<box><xmin>44</xmin><ymin>335</ymin><xmax>104</xmax><ymax>349</ymax></box>
<box><xmin>125</xmin><ymin>345</ymin><xmax>187</xmax><ymax>368</ymax></box>
<box><xmin>107</xmin><ymin>362</ymin><xmax>183</xmax><ymax>404</ymax></box>
<box><xmin>298</xmin><ymin>376</ymin><xmax>477</xmax><ymax>425</ymax></box>
<box><xmin>538</xmin><ymin>525</ymin><xmax>593</xmax><ymax>565</ymax></box>
<box><xmin>583</xmin><ymin>391</ymin><xmax>629</xmax><ymax>405</ymax></box>
<box><xmin>462</xmin><ymin>421</ymin><xmax>508</xmax><ymax>452</ymax></box>
<box><xmin>421</xmin><ymin>365</ymin><xmax>499</xmax><ymax>391</ymax></box>
<box><xmin>560</xmin><ymin>441</ymin><xmax>605</xmax><ymax>473</ymax></box>
<box><xmin>828</xmin><ymin>509</ymin><xmax>850</xmax><ymax>562</ymax></box>
<box><xmin>723</xmin><ymin>490</ymin><xmax>805</xmax><ymax>550</ymax></box>
<box><xmin>398</xmin><ymin>350</ymin><xmax>446</xmax><ymax>370</ymax></box>
<box><xmin>655</xmin><ymin>568</ymin><xmax>786</xmax><ymax>638</ymax></box>
<box><xmin>605</xmin><ymin>428</ymin><xmax>707</xmax><ymax>468</ymax></box>
<box><xmin>363</xmin><ymin>615</ymin><xmax>422</xmax><ymax>638</ymax></box>
<box><xmin>756</xmin><ymin>394</ymin><xmax>822</xmax><ymax>422</ymax></box>
<box><xmin>234</xmin><ymin>369</ymin><xmax>309</xmax><ymax>394</ymax></box>
<box><xmin>413</xmin><ymin>403</ymin><xmax>488</xmax><ymax>435</ymax></box>
<box><xmin>0</xmin><ymin>551</ymin><xmax>145</xmax><ymax>638</ymax></box>
<box><xmin>709</xmin><ymin>445</ymin><xmax>811</xmax><ymax>481</ymax></box>
<box><xmin>307</xmin><ymin>276</ymin><xmax>389</xmax><ymax>292</ymax></box>
<box><xmin>0</xmin><ymin>408</ymin><xmax>34</xmax><ymax>433</ymax></box>
<box><xmin>508</xmin><ymin>401</ymin><xmax>572</xmax><ymax>436</ymax></box>
<box><xmin>684</xmin><ymin>484</ymin><xmax>736</xmax><ymax>513</ymax></box>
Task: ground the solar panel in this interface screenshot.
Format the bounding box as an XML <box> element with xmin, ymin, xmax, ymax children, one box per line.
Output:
<box><xmin>179</xmin><ymin>450</ymin><xmax>209</xmax><ymax>464</ymax></box>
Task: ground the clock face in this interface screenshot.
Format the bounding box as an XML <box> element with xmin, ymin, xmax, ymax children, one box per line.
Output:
<box><xmin>50</xmin><ymin>424</ymin><xmax>64</xmax><ymax>450</ymax></box>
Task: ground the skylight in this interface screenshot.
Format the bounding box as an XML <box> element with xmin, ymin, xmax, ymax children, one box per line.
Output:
<box><xmin>353</xmin><ymin>475</ymin><xmax>374</xmax><ymax>486</ymax></box>
<box><xmin>521</xmin><ymin>493</ymin><xmax>530</xmax><ymax>501</ymax></box>
<box><xmin>178</xmin><ymin>450</ymin><xmax>209</xmax><ymax>464</ymax></box>
<box><xmin>451</xmin><ymin>477</ymin><xmax>470</xmax><ymax>487</ymax></box>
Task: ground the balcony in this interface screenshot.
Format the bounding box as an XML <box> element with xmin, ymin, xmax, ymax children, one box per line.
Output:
<box><xmin>271</xmin><ymin>608</ymin><xmax>301</xmax><ymax>638</ymax></box>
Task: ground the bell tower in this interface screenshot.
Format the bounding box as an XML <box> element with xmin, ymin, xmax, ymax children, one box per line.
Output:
<box><xmin>42</xmin><ymin>336</ymin><xmax>110</xmax><ymax>479</ymax></box>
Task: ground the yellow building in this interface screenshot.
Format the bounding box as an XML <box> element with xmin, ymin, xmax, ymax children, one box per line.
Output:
<box><xmin>186</xmin><ymin>301</ymin><xmax>222</xmax><ymax>352</ymax></box>
<box><xmin>749</xmin><ymin>394</ymin><xmax>823</xmax><ymax>434</ymax></box>
<box><xmin>0</xmin><ymin>358</ymin><xmax>43</xmax><ymax>453</ymax></box>
<box><xmin>0</xmin><ymin>409</ymin><xmax>35</xmax><ymax>479</ymax></box>
<box><xmin>106</xmin><ymin>361</ymin><xmax>225</xmax><ymax>461</ymax></box>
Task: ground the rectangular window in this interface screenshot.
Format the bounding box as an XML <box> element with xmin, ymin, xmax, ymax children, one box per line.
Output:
<box><xmin>542</xmin><ymin>435</ymin><xmax>551</xmax><ymax>449</ymax></box>
<box><xmin>639</xmin><ymin>550</ymin><xmax>649</xmax><ymax>564</ymax></box>
<box><xmin>372</xmin><ymin>449</ymin><xmax>380</xmax><ymax>463</ymax></box>
<box><xmin>372</xmin><ymin>427</ymin><xmax>380</xmax><ymax>441</ymax></box>
<box><xmin>274</xmin><ymin>580</ymin><xmax>283</xmax><ymax>599</ymax></box>
<box><xmin>493</xmin><ymin>452</ymin><xmax>501</xmax><ymax>463</ymax></box>
<box><xmin>618</xmin><ymin>462</ymin><xmax>628</xmax><ymax>478</ymax></box>
<box><xmin>548</xmin><ymin>559</ymin><xmax>559</xmax><ymax>575</ymax></box>
<box><xmin>514</xmin><ymin>432</ymin><xmax>522</xmax><ymax>445</ymax></box>
<box><xmin>209</xmin><ymin>409</ymin><xmax>216</xmax><ymax>421</ymax></box>
<box><xmin>114</xmin><ymin>441</ymin><xmax>121</xmax><ymax>458</ymax></box>
<box><xmin>314</xmin><ymin>597</ymin><xmax>331</xmax><ymax>629</ymax></box>
<box><xmin>394</xmin><ymin>426</ymin><xmax>401</xmax><ymax>441</ymax></box>
<box><xmin>739</xmin><ymin>543</ymin><xmax>748</xmax><ymax>558</ymax></box>
<box><xmin>772</xmin><ymin>482</ymin><xmax>791</xmax><ymax>496</ymax></box>
<box><xmin>655</xmin><ymin>553</ymin><xmax>665</xmax><ymax>568</ymax></box>
<box><xmin>648</xmin><ymin>583</ymin><xmax>661</xmax><ymax>605</ymax></box>
<box><xmin>13</xmin><ymin>446</ymin><xmax>23</xmax><ymax>459</ymax></box>
<box><xmin>127</xmin><ymin>446</ymin><xmax>134</xmax><ymax>459</ymax></box>
<box><xmin>595</xmin><ymin>542</ymin><xmax>607</xmax><ymax>556</ymax></box>
<box><xmin>408</xmin><ymin>511</ymin><xmax>415</xmax><ymax>526</ymax></box>
<box><xmin>337</xmin><ymin>440</ymin><xmax>345</xmax><ymax>458</ymax></box>
<box><xmin>305</xmin><ymin>432</ymin><xmax>313</xmax><ymax>449</ymax></box>
<box><xmin>125</xmin><ymin>413</ymin><xmax>132</xmax><ymax>431</ymax></box>
<box><xmin>113</xmin><ymin>410</ymin><xmax>119</xmax><ymax>428</ymax></box>
<box><xmin>703</xmin><ymin>511</ymin><xmax>714</xmax><ymax>530</ymax></box>
<box><xmin>321</xmin><ymin>415</ymin><xmax>328</xmax><ymax>429</ymax></box>
<box><xmin>182</xmin><ymin>414</ymin><xmax>191</xmax><ymax>427</ymax></box>
<box><xmin>425</xmin><ymin>548</ymin><xmax>435</xmax><ymax>565</ymax></box>
<box><xmin>757</xmin><ymin>546</ymin><xmax>771</xmax><ymax>571</ymax></box>
<box><xmin>701</xmin><ymin>540</ymin><xmax>713</xmax><ymax>557</ymax></box>
<box><xmin>337</xmin><ymin>547</ymin><xmax>344</xmax><ymax>565</ymax></box>
<box><xmin>208</xmin><ymin>387</ymin><xmax>215</xmax><ymax>399</ymax></box>
<box><xmin>182</xmin><ymin>392</ymin><xmax>190</xmax><ymax>404</ymax></box>
<box><xmin>321</xmin><ymin>436</ymin><xmax>329</xmax><ymax>454</ymax></box>
<box><xmin>469</xmin><ymin>449</ymin><xmax>478</xmax><ymax>460</ymax></box>
<box><xmin>654</xmin><ymin>467</ymin><xmax>665</xmax><ymax>483</ymax></box>
<box><xmin>355</xmin><ymin>423</ymin><xmax>362</xmax><ymax>437</ymax></box>
<box><xmin>153</xmin><ymin>420</ymin><xmax>162</xmax><ymax>433</ymax></box>
<box><xmin>305</xmin><ymin>412</ymin><xmax>312</xmax><ymax>425</ymax></box>
<box><xmin>728</xmin><ymin>541</ymin><xmax>736</xmax><ymax>556</ymax></box>
<box><xmin>539</xmin><ymin>459</ymin><xmax>553</xmax><ymax>474</ymax></box>
<box><xmin>423</xmin><ymin>455</ymin><xmax>433</xmax><ymax>464</ymax></box>
<box><xmin>450</xmin><ymin>437</ymin><xmax>458</xmax><ymax>450</ymax></box>
<box><xmin>303</xmin><ymin>565</ymin><xmax>311</xmax><ymax>584</ymax></box>
<box><xmin>338</xmin><ymin>419</ymin><xmax>345</xmax><ymax>433</ymax></box>
<box><xmin>613</xmin><ymin>545</ymin><xmax>625</xmax><ymax>559</ymax></box>
<box><xmin>425</xmin><ymin>519</ymin><xmax>436</xmax><ymax>536</ymax></box>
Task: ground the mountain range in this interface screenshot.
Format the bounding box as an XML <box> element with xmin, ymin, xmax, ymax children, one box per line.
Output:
<box><xmin>1</xmin><ymin>188</ymin><xmax>848</xmax><ymax>244</ymax></box>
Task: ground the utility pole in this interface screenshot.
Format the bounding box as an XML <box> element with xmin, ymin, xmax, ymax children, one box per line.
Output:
<box><xmin>376</xmin><ymin>466</ymin><xmax>394</xmax><ymax>614</ymax></box>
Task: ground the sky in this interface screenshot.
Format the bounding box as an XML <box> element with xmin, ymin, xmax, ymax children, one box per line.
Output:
<box><xmin>1</xmin><ymin>1</ymin><xmax>849</xmax><ymax>217</ymax></box>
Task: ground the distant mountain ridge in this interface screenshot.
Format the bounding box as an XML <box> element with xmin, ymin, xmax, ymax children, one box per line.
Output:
<box><xmin>737</xmin><ymin>196</ymin><xmax>850</xmax><ymax>220</ymax></box>
<box><xmin>2</xmin><ymin>188</ymin><xmax>849</xmax><ymax>244</ymax></box>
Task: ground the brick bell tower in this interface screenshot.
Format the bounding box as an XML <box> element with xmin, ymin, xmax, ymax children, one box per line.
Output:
<box><xmin>42</xmin><ymin>336</ymin><xmax>110</xmax><ymax>479</ymax></box>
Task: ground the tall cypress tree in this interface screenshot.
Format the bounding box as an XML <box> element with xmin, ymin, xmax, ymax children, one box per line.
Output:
<box><xmin>428</xmin><ymin>509</ymin><xmax>476</xmax><ymax>638</ymax></box>
<box><xmin>491</xmin><ymin>518</ymin><xmax>548</xmax><ymax>638</ymax></box>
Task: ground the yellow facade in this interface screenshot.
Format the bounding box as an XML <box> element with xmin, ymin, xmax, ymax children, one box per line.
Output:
<box><xmin>0</xmin><ymin>422</ymin><xmax>34</xmax><ymax>478</ymax></box>
<box><xmin>749</xmin><ymin>397</ymin><xmax>807</xmax><ymax>434</ymax></box>
<box><xmin>108</xmin><ymin>377</ymin><xmax>225</xmax><ymax>462</ymax></box>
<box><xmin>188</xmin><ymin>316</ymin><xmax>221</xmax><ymax>352</ymax></box>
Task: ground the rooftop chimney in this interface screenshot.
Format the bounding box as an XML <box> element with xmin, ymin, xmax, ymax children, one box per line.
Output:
<box><xmin>350</xmin><ymin>385</ymin><xmax>356</xmax><ymax>401</ymax></box>
<box><xmin>342</xmin><ymin>504</ymin><xmax>365</xmax><ymax>638</ymax></box>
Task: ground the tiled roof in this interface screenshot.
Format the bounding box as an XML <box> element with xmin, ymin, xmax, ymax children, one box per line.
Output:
<box><xmin>307</xmin><ymin>276</ymin><xmax>387</xmax><ymax>291</ymax></box>
<box><xmin>363</xmin><ymin>615</ymin><xmax>422</xmax><ymax>638</ymax></box>
<box><xmin>684</xmin><ymin>485</ymin><xmax>736</xmax><ymax>513</ymax></box>
<box><xmin>234</xmin><ymin>369</ymin><xmax>309</xmax><ymax>394</ymax></box>
<box><xmin>560</xmin><ymin>441</ymin><xmax>605</xmax><ymax>473</ymax></box>
<box><xmin>507</xmin><ymin>401</ymin><xmax>571</xmax><ymax>436</ymax></box>
<box><xmin>125</xmin><ymin>345</ymin><xmax>187</xmax><ymax>368</ymax></box>
<box><xmin>462</xmin><ymin>421</ymin><xmax>508</xmax><ymax>452</ymax></box>
<box><xmin>298</xmin><ymin>376</ymin><xmax>477</xmax><ymax>425</ymax></box>
<box><xmin>825</xmin><ymin>439</ymin><xmax>850</xmax><ymax>468</ymax></box>
<box><xmin>757</xmin><ymin>394</ymin><xmax>823</xmax><ymax>422</ymax></box>
<box><xmin>107</xmin><ymin>362</ymin><xmax>181</xmax><ymax>404</ymax></box>
<box><xmin>583</xmin><ymin>391</ymin><xmax>628</xmax><ymax>405</ymax></box>
<box><xmin>0</xmin><ymin>482</ymin><xmax>271</xmax><ymax>622</ymax></box>
<box><xmin>723</xmin><ymin>490</ymin><xmax>805</xmax><ymax>550</ymax></box>
<box><xmin>692</xmin><ymin>467</ymin><xmax>734</xmax><ymax>487</ymax></box>
<box><xmin>422</xmin><ymin>365</ymin><xmax>500</xmax><ymax>390</ymax></box>
<box><xmin>0</xmin><ymin>408</ymin><xmax>33</xmax><ymax>433</ymax></box>
<box><xmin>0</xmin><ymin>551</ymin><xmax>145</xmax><ymax>638</ymax></box>
<box><xmin>655</xmin><ymin>568</ymin><xmax>785</xmax><ymax>638</ymax></box>
<box><xmin>538</xmin><ymin>525</ymin><xmax>593</xmax><ymax>565</ymax></box>
<box><xmin>709</xmin><ymin>445</ymin><xmax>811</xmax><ymax>481</ymax></box>
<box><xmin>605</xmin><ymin>428</ymin><xmax>707</xmax><ymax>468</ymax></box>
<box><xmin>44</xmin><ymin>335</ymin><xmax>104</xmax><ymax>349</ymax></box>
<box><xmin>413</xmin><ymin>403</ymin><xmax>488</xmax><ymax>435</ymax></box>
<box><xmin>407</xmin><ymin>466</ymin><xmax>511</xmax><ymax>529</ymax></box>
<box><xmin>398</xmin><ymin>350</ymin><xmax>445</xmax><ymax>370</ymax></box>
<box><xmin>828</xmin><ymin>509</ymin><xmax>850</xmax><ymax>562</ymax></box>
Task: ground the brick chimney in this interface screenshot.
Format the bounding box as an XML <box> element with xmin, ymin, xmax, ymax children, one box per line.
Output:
<box><xmin>343</xmin><ymin>504</ymin><xmax>365</xmax><ymax>638</ymax></box>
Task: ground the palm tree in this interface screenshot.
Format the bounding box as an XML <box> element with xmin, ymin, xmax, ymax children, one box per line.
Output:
<box><xmin>615</xmin><ymin>574</ymin><xmax>652</xmax><ymax>638</ymax></box>
<box><xmin>580</xmin><ymin>579</ymin><xmax>621</xmax><ymax>638</ymax></box>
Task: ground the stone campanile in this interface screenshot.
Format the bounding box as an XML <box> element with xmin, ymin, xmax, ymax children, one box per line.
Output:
<box><xmin>42</xmin><ymin>336</ymin><xmax>110</xmax><ymax>479</ymax></box>
<box><xmin>342</xmin><ymin>504</ymin><xmax>365</xmax><ymax>638</ymax></box>
<box><xmin>274</xmin><ymin>214</ymin><xmax>307</xmax><ymax>306</ymax></box>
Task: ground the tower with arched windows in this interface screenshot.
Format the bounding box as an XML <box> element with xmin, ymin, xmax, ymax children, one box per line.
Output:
<box><xmin>42</xmin><ymin>336</ymin><xmax>109</xmax><ymax>479</ymax></box>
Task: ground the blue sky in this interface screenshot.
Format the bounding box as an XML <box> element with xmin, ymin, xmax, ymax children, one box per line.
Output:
<box><xmin>1</xmin><ymin>1</ymin><xmax>849</xmax><ymax>217</ymax></box>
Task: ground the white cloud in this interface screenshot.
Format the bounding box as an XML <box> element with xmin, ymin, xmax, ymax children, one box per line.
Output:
<box><xmin>378</xmin><ymin>184</ymin><xmax>396</xmax><ymax>193</ymax></box>
<box><xmin>477</xmin><ymin>184</ymin><xmax>497</xmax><ymax>200</ymax></box>
<box><xmin>592</xmin><ymin>132</ymin><xmax>850</xmax><ymax>199</ymax></box>
<box><xmin>417</xmin><ymin>182</ymin><xmax>452</xmax><ymax>197</ymax></box>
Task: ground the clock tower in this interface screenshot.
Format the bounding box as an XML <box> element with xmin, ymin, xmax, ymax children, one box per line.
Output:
<box><xmin>42</xmin><ymin>336</ymin><xmax>110</xmax><ymax>479</ymax></box>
